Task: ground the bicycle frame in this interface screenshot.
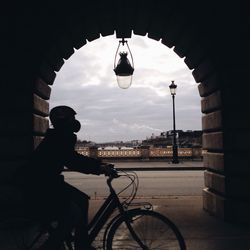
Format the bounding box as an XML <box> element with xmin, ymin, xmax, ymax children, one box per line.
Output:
<box><xmin>87</xmin><ymin>176</ymin><xmax>127</xmax><ymax>244</ymax></box>
<box><xmin>87</xmin><ymin>175</ymin><xmax>149</xmax><ymax>249</ymax></box>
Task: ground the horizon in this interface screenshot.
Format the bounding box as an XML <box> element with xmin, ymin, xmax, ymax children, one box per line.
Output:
<box><xmin>76</xmin><ymin>128</ymin><xmax>202</xmax><ymax>144</ymax></box>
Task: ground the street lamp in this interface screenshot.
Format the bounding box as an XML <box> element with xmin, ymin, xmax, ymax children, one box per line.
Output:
<box><xmin>114</xmin><ymin>38</ymin><xmax>134</xmax><ymax>89</ymax></box>
<box><xmin>169</xmin><ymin>80</ymin><xmax>179</xmax><ymax>164</ymax></box>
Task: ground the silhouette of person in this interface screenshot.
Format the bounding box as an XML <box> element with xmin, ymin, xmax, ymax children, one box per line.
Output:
<box><xmin>13</xmin><ymin>105</ymin><xmax>115</xmax><ymax>250</ymax></box>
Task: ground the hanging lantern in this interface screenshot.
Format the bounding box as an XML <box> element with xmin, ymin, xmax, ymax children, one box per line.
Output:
<box><xmin>114</xmin><ymin>38</ymin><xmax>134</xmax><ymax>89</ymax></box>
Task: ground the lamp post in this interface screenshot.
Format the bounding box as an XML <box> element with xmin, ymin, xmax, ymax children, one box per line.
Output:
<box><xmin>169</xmin><ymin>80</ymin><xmax>179</xmax><ymax>164</ymax></box>
<box><xmin>114</xmin><ymin>38</ymin><xmax>134</xmax><ymax>89</ymax></box>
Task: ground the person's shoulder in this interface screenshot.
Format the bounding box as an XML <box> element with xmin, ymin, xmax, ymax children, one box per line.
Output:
<box><xmin>46</xmin><ymin>128</ymin><xmax>76</xmax><ymax>141</ymax></box>
<box><xmin>45</xmin><ymin>128</ymin><xmax>57</xmax><ymax>138</ymax></box>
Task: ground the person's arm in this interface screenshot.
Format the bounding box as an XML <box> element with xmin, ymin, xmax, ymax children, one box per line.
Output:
<box><xmin>65</xmin><ymin>151</ymin><xmax>118</xmax><ymax>177</ymax></box>
<box><xmin>65</xmin><ymin>151</ymin><xmax>103</xmax><ymax>175</ymax></box>
<box><xmin>61</xmin><ymin>133</ymin><xmax>116</xmax><ymax>175</ymax></box>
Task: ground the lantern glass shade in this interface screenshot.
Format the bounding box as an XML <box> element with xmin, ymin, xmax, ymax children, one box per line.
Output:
<box><xmin>116</xmin><ymin>75</ymin><xmax>133</xmax><ymax>89</ymax></box>
<box><xmin>169</xmin><ymin>81</ymin><xmax>177</xmax><ymax>95</ymax></box>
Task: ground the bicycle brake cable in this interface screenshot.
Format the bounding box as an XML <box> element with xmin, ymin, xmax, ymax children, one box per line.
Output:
<box><xmin>117</xmin><ymin>171</ymin><xmax>139</xmax><ymax>207</ymax></box>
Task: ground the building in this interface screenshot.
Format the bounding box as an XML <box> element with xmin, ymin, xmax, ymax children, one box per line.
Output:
<box><xmin>142</xmin><ymin>130</ymin><xmax>202</xmax><ymax>148</ymax></box>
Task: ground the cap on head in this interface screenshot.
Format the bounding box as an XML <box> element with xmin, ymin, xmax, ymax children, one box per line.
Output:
<box><xmin>50</xmin><ymin>105</ymin><xmax>77</xmax><ymax>125</ymax></box>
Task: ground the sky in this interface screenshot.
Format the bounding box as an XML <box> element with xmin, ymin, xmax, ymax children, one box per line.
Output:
<box><xmin>50</xmin><ymin>34</ymin><xmax>201</xmax><ymax>143</ymax></box>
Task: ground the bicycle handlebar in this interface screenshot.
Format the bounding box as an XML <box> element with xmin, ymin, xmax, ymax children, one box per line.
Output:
<box><xmin>106</xmin><ymin>168</ymin><xmax>139</xmax><ymax>208</ymax></box>
<box><xmin>102</xmin><ymin>163</ymin><xmax>119</xmax><ymax>179</ymax></box>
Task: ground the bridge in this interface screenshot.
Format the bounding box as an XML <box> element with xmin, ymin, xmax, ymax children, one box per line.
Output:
<box><xmin>77</xmin><ymin>147</ymin><xmax>204</xmax><ymax>160</ymax></box>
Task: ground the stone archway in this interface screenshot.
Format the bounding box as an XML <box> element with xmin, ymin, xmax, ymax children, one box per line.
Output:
<box><xmin>34</xmin><ymin>10</ymin><xmax>223</xmax><ymax>219</ymax></box>
<box><xmin>2</xmin><ymin>1</ymin><xmax>250</xmax><ymax>222</ymax></box>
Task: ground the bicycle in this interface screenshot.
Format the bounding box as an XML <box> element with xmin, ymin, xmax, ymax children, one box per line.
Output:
<box><xmin>3</xmin><ymin>167</ymin><xmax>186</xmax><ymax>250</ymax></box>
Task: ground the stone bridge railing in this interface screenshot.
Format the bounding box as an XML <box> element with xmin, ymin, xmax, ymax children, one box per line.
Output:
<box><xmin>77</xmin><ymin>147</ymin><xmax>204</xmax><ymax>160</ymax></box>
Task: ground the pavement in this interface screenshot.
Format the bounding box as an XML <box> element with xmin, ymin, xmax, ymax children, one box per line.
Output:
<box><xmin>89</xmin><ymin>195</ymin><xmax>250</xmax><ymax>250</ymax></box>
<box><xmin>87</xmin><ymin>161</ymin><xmax>250</xmax><ymax>250</ymax></box>
<box><xmin>111</xmin><ymin>160</ymin><xmax>205</xmax><ymax>171</ymax></box>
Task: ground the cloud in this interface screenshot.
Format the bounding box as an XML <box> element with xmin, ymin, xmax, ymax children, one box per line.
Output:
<box><xmin>112</xmin><ymin>118</ymin><xmax>162</xmax><ymax>132</ymax></box>
<box><xmin>131</xmin><ymin>34</ymin><xmax>149</xmax><ymax>48</ymax></box>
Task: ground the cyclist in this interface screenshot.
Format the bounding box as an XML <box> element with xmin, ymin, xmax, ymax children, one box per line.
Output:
<box><xmin>13</xmin><ymin>105</ymin><xmax>115</xmax><ymax>250</ymax></box>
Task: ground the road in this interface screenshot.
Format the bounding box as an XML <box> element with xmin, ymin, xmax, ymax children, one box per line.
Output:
<box><xmin>63</xmin><ymin>170</ymin><xmax>204</xmax><ymax>198</ymax></box>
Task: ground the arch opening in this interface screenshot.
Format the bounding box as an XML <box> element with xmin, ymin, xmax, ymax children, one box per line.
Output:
<box><xmin>34</xmin><ymin>22</ymin><xmax>226</xmax><ymax>220</ymax></box>
<box><xmin>47</xmin><ymin>34</ymin><xmax>204</xmax><ymax>209</ymax></box>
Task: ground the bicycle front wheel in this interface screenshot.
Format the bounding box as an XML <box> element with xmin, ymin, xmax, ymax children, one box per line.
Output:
<box><xmin>106</xmin><ymin>209</ymin><xmax>186</xmax><ymax>250</ymax></box>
